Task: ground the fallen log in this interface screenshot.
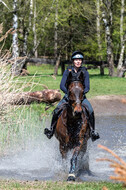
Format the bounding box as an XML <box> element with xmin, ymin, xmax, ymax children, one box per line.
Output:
<box><xmin>9</xmin><ymin>89</ymin><xmax>61</xmax><ymax>105</ymax></box>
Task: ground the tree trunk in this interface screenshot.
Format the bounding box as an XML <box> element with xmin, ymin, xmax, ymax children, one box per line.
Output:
<box><xmin>54</xmin><ymin>0</ymin><xmax>58</xmax><ymax>60</ymax></box>
<box><xmin>11</xmin><ymin>0</ymin><xmax>19</xmax><ymax>75</ymax></box>
<box><xmin>117</xmin><ymin>0</ymin><xmax>125</xmax><ymax>77</ymax></box>
<box><xmin>23</xmin><ymin>30</ymin><xmax>28</xmax><ymax>56</ymax></box>
<box><xmin>54</xmin><ymin>53</ymin><xmax>61</xmax><ymax>75</ymax></box>
<box><xmin>96</xmin><ymin>0</ymin><xmax>104</xmax><ymax>75</ymax></box>
<box><xmin>106</xmin><ymin>29</ymin><xmax>114</xmax><ymax>76</ymax></box>
<box><xmin>117</xmin><ymin>34</ymin><xmax>126</xmax><ymax>77</ymax></box>
<box><xmin>8</xmin><ymin>89</ymin><xmax>61</xmax><ymax>105</ymax></box>
<box><xmin>120</xmin><ymin>0</ymin><xmax>124</xmax><ymax>47</ymax></box>
<box><xmin>29</xmin><ymin>0</ymin><xmax>33</xmax><ymax>28</ymax></box>
<box><xmin>33</xmin><ymin>0</ymin><xmax>38</xmax><ymax>58</ymax></box>
<box><xmin>12</xmin><ymin>0</ymin><xmax>19</xmax><ymax>57</ymax></box>
<box><xmin>101</xmin><ymin>0</ymin><xmax>114</xmax><ymax>76</ymax></box>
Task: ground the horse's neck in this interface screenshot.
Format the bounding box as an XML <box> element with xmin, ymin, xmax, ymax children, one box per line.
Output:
<box><xmin>67</xmin><ymin>106</ymin><xmax>72</xmax><ymax>118</ymax></box>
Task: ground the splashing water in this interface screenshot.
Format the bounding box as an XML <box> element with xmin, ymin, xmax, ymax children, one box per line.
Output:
<box><xmin>0</xmin><ymin>114</ymin><xmax>125</xmax><ymax>182</ymax></box>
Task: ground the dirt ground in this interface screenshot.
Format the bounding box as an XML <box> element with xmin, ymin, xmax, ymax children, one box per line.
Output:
<box><xmin>89</xmin><ymin>95</ymin><xmax>126</xmax><ymax>116</ymax></box>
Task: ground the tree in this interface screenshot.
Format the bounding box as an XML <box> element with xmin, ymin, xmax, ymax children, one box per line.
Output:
<box><xmin>101</xmin><ymin>0</ymin><xmax>114</xmax><ymax>76</ymax></box>
<box><xmin>11</xmin><ymin>0</ymin><xmax>20</xmax><ymax>75</ymax></box>
<box><xmin>33</xmin><ymin>0</ymin><xmax>38</xmax><ymax>57</ymax></box>
<box><xmin>0</xmin><ymin>0</ymin><xmax>126</xmax><ymax>77</ymax></box>
<box><xmin>117</xmin><ymin>0</ymin><xmax>125</xmax><ymax>77</ymax></box>
<box><xmin>96</xmin><ymin>0</ymin><xmax>104</xmax><ymax>75</ymax></box>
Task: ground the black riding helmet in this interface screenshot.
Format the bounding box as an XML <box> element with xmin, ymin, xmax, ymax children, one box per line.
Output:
<box><xmin>71</xmin><ymin>50</ymin><xmax>84</xmax><ymax>60</ymax></box>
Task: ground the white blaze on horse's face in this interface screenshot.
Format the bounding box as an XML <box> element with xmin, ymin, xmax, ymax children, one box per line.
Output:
<box><xmin>68</xmin><ymin>82</ymin><xmax>84</xmax><ymax>117</ymax></box>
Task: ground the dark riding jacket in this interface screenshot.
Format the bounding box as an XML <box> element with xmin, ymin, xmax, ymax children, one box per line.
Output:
<box><xmin>60</xmin><ymin>66</ymin><xmax>90</xmax><ymax>95</ymax></box>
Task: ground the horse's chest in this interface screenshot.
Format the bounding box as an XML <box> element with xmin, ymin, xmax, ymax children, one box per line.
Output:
<box><xmin>67</xmin><ymin>119</ymin><xmax>82</xmax><ymax>137</ymax></box>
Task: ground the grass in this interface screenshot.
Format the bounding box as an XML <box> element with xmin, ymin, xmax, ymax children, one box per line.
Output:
<box><xmin>21</xmin><ymin>64</ymin><xmax>126</xmax><ymax>97</ymax></box>
<box><xmin>16</xmin><ymin>64</ymin><xmax>126</xmax><ymax>115</ymax></box>
<box><xmin>0</xmin><ymin>180</ymin><xmax>124</xmax><ymax>190</ymax></box>
<box><xmin>89</xmin><ymin>75</ymin><xmax>126</xmax><ymax>98</ymax></box>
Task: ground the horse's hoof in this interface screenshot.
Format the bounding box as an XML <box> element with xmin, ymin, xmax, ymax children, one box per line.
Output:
<box><xmin>67</xmin><ymin>174</ymin><xmax>75</xmax><ymax>181</ymax></box>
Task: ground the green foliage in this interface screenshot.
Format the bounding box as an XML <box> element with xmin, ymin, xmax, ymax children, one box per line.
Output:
<box><xmin>0</xmin><ymin>0</ymin><xmax>126</xmax><ymax>72</ymax></box>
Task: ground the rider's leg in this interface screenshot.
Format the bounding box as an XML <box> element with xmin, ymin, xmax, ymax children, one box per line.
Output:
<box><xmin>44</xmin><ymin>94</ymin><xmax>68</xmax><ymax>139</ymax></box>
<box><xmin>82</xmin><ymin>98</ymin><xmax>100</xmax><ymax>141</ymax></box>
<box><xmin>44</xmin><ymin>107</ymin><xmax>60</xmax><ymax>139</ymax></box>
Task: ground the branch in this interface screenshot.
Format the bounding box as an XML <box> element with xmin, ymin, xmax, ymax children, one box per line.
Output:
<box><xmin>0</xmin><ymin>0</ymin><xmax>11</xmax><ymax>10</ymax></box>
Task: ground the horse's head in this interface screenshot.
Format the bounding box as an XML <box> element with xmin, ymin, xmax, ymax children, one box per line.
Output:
<box><xmin>67</xmin><ymin>71</ymin><xmax>84</xmax><ymax>117</ymax></box>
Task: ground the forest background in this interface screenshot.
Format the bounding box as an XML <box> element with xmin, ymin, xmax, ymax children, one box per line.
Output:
<box><xmin>0</xmin><ymin>0</ymin><xmax>126</xmax><ymax>77</ymax></box>
<box><xmin>0</xmin><ymin>1</ymin><xmax>126</xmax><ymax>189</ymax></box>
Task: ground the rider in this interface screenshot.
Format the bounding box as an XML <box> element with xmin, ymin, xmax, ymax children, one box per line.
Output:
<box><xmin>44</xmin><ymin>50</ymin><xmax>100</xmax><ymax>141</ymax></box>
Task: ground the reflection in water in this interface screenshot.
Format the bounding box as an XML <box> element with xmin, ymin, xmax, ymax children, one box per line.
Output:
<box><xmin>0</xmin><ymin>115</ymin><xmax>125</xmax><ymax>181</ymax></box>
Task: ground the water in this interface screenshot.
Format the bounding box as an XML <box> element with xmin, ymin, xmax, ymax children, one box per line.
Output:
<box><xmin>0</xmin><ymin>115</ymin><xmax>125</xmax><ymax>182</ymax></box>
<box><xmin>82</xmin><ymin>115</ymin><xmax>126</xmax><ymax>182</ymax></box>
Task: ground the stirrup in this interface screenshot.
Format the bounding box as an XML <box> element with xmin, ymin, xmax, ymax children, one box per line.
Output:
<box><xmin>44</xmin><ymin>128</ymin><xmax>53</xmax><ymax>139</ymax></box>
<box><xmin>91</xmin><ymin>131</ymin><xmax>100</xmax><ymax>142</ymax></box>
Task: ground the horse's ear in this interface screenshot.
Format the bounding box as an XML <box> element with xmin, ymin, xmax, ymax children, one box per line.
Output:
<box><xmin>78</xmin><ymin>71</ymin><xmax>84</xmax><ymax>82</ymax></box>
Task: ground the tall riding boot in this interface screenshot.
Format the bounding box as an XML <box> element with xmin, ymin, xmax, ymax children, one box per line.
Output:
<box><xmin>44</xmin><ymin>109</ymin><xmax>59</xmax><ymax>139</ymax></box>
<box><xmin>90</xmin><ymin>112</ymin><xmax>100</xmax><ymax>141</ymax></box>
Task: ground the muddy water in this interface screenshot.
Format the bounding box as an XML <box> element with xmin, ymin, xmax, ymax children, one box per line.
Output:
<box><xmin>0</xmin><ymin>115</ymin><xmax>125</xmax><ymax>182</ymax></box>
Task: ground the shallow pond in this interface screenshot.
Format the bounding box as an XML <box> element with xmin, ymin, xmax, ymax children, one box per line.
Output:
<box><xmin>0</xmin><ymin>115</ymin><xmax>125</xmax><ymax>182</ymax></box>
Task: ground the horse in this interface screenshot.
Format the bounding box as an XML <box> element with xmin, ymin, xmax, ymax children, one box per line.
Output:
<box><xmin>55</xmin><ymin>71</ymin><xmax>90</xmax><ymax>181</ymax></box>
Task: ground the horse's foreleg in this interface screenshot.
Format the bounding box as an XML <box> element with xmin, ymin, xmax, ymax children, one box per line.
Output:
<box><xmin>67</xmin><ymin>147</ymin><xmax>79</xmax><ymax>181</ymax></box>
<box><xmin>67</xmin><ymin>136</ymin><xmax>88</xmax><ymax>181</ymax></box>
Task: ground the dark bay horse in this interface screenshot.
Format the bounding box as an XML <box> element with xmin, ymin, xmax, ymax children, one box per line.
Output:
<box><xmin>55</xmin><ymin>71</ymin><xmax>90</xmax><ymax>181</ymax></box>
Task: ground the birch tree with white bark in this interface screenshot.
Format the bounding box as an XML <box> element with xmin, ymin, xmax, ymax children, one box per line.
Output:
<box><xmin>96</xmin><ymin>0</ymin><xmax>104</xmax><ymax>75</ymax></box>
<box><xmin>117</xmin><ymin>0</ymin><xmax>125</xmax><ymax>77</ymax></box>
<box><xmin>101</xmin><ymin>0</ymin><xmax>114</xmax><ymax>76</ymax></box>
<box><xmin>22</xmin><ymin>0</ymin><xmax>33</xmax><ymax>56</ymax></box>
<box><xmin>54</xmin><ymin>0</ymin><xmax>60</xmax><ymax>76</ymax></box>
<box><xmin>33</xmin><ymin>0</ymin><xmax>38</xmax><ymax>57</ymax></box>
<box><xmin>11</xmin><ymin>0</ymin><xmax>20</xmax><ymax>75</ymax></box>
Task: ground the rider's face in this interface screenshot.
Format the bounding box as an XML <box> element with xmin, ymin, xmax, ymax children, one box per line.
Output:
<box><xmin>73</xmin><ymin>59</ymin><xmax>82</xmax><ymax>68</ymax></box>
